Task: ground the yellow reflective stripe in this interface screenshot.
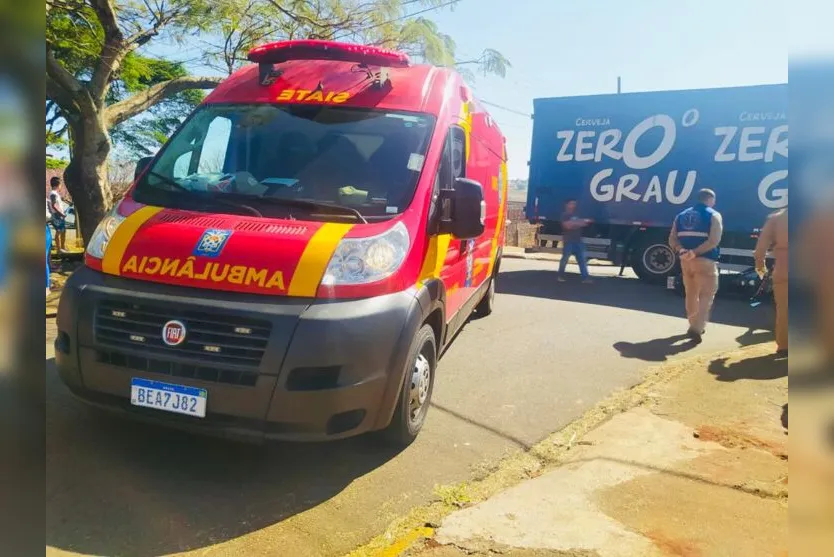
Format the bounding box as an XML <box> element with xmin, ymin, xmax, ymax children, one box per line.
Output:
<box><xmin>101</xmin><ymin>206</ymin><xmax>163</xmax><ymax>275</ymax></box>
<box><xmin>458</xmin><ymin>100</ymin><xmax>472</xmax><ymax>162</ymax></box>
<box><xmin>288</xmin><ymin>223</ymin><xmax>353</xmax><ymax>297</ymax></box>
<box><xmin>416</xmin><ymin>233</ymin><xmax>452</xmax><ymax>288</ymax></box>
<box><xmin>487</xmin><ymin>160</ymin><xmax>509</xmax><ymax>277</ymax></box>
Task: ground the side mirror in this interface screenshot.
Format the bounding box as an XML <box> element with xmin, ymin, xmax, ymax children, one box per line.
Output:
<box><xmin>135</xmin><ymin>156</ymin><xmax>155</xmax><ymax>181</ymax></box>
<box><xmin>439</xmin><ymin>177</ymin><xmax>486</xmax><ymax>240</ymax></box>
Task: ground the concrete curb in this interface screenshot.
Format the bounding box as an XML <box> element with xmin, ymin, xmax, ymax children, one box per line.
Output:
<box><xmin>501</xmin><ymin>249</ymin><xmax>560</xmax><ymax>262</ymax></box>
<box><xmin>345</xmin><ymin>346</ymin><xmax>754</xmax><ymax>557</ymax></box>
<box><xmin>502</xmin><ymin>249</ymin><xmax>617</xmax><ymax>267</ymax></box>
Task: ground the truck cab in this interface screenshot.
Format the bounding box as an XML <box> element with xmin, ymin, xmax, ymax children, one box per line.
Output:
<box><xmin>55</xmin><ymin>40</ymin><xmax>508</xmax><ymax>446</ymax></box>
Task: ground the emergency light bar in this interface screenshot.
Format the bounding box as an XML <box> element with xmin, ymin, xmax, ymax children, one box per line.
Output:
<box><xmin>248</xmin><ymin>40</ymin><xmax>410</xmax><ymax>68</ymax></box>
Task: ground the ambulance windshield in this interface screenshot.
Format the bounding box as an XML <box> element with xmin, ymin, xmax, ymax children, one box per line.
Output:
<box><xmin>134</xmin><ymin>103</ymin><xmax>435</xmax><ymax>220</ymax></box>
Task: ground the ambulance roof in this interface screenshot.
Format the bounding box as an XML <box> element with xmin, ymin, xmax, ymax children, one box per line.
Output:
<box><xmin>204</xmin><ymin>41</ymin><xmax>454</xmax><ymax>116</ymax></box>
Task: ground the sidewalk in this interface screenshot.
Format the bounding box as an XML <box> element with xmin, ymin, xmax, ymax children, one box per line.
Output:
<box><xmin>503</xmin><ymin>246</ymin><xmax>560</xmax><ymax>262</ymax></box>
<box><xmin>374</xmin><ymin>344</ymin><xmax>788</xmax><ymax>557</ymax></box>
<box><xmin>503</xmin><ymin>245</ymin><xmax>616</xmax><ymax>266</ymax></box>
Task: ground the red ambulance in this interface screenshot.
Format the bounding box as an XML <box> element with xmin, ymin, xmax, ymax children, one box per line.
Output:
<box><xmin>55</xmin><ymin>40</ymin><xmax>508</xmax><ymax>445</ymax></box>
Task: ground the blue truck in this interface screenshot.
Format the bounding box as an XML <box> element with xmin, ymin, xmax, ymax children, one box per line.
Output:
<box><xmin>525</xmin><ymin>84</ymin><xmax>788</xmax><ymax>283</ymax></box>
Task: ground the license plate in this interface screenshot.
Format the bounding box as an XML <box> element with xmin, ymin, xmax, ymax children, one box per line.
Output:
<box><xmin>130</xmin><ymin>378</ymin><xmax>207</xmax><ymax>418</ymax></box>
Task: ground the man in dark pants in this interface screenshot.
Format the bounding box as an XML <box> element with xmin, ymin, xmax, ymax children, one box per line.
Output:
<box><xmin>668</xmin><ymin>188</ymin><xmax>724</xmax><ymax>343</ymax></box>
<box><xmin>48</xmin><ymin>176</ymin><xmax>68</xmax><ymax>253</ymax></box>
<box><xmin>557</xmin><ymin>199</ymin><xmax>593</xmax><ymax>283</ymax></box>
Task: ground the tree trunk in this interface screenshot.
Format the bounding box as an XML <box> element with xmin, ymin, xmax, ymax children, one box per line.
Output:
<box><xmin>64</xmin><ymin>117</ymin><xmax>113</xmax><ymax>247</ymax></box>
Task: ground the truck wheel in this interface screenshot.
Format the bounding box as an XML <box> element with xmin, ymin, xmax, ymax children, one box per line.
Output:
<box><xmin>632</xmin><ymin>240</ymin><xmax>678</xmax><ymax>283</ymax></box>
<box><xmin>475</xmin><ymin>276</ymin><xmax>496</xmax><ymax>317</ymax></box>
<box><xmin>382</xmin><ymin>324</ymin><xmax>437</xmax><ymax>447</ymax></box>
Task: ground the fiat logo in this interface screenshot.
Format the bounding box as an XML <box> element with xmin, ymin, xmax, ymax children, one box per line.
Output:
<box><xmin>162</xmin><ymin>320</ymin><xmax>187</xmax><ymax>346</ymax></box>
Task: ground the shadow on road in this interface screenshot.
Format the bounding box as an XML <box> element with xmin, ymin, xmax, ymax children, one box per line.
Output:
<box><xmin>567</xmin><ymin>455</ymin><xmax>777</xmax><ymax>500</ymax></box>
<box><xmin>613</xmin><ymin>334</ymin><xmax>700</xmax><ymax>362</ymax></box>
<box><xmin>431</xmin><ymin>402</ymin><xmax>532</xmax><ymax>450</ymax></box>
<box><xmin>45</xmin><ymin>359</ymin><xmax>398</xmax><ymax>557</ymax></box>
<box><xmin>497</xmin><ymin>268</ymin><xmax>770</xmax><ymax>332</ymax></box>
<box><xmin>735</xmin><ymin>328</ymin><xmax>776</xmax><ymax>347</ymax></box>
<box><xmin>707</xmin><ymin>353</ymin><xmax>788</xmax><ymax>382</ymax></box>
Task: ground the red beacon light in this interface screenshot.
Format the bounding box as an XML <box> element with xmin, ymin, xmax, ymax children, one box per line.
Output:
<box><xmin>248</xmin><ymin>39</ymin><xmax>410</xmax><ymax>68</ymax></box>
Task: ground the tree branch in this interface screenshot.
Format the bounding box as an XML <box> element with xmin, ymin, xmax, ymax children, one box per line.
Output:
<box><xmin>266</xmin><ymin>0</ymin><xmax>357</xmax><ymax>34</ymax></box>
<box><xmin>125</xmin><ymin>4</ymin><xmax>184</xmax><ymax>48</ymax></box>
<box><xmin>46</xmin><ymin>44</ymin><xmax>84</xmax><ymax>96</ymax></box>
<box><xmin>88</xmin><ymin>0</ymin><xmax>128</xmax><ymax>104</ymax></box>
<box><xmin>90</xmin><ymin>0</ymin><xmax>123</xmax><ymax>40</ymax></box>
<box><xmin>46</xmin><ymin>102</ymin><xmax>65</xmax><ymax>128</ymax></box>
<box><xmin>104</xmin><ymin>76</ymin><xmax>223</xmax><ymax>128</ymax></box>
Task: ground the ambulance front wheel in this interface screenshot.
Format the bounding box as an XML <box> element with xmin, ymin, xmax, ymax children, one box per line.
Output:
<box><xmin>382</xmin><ymin>324</ymin><xmax>437</xmax><ymax>447</ymax></box>
<box><xmin>475</xmin><ymin>276</ymin><xmax>496</xmax><ymax>317</ymax></box>
<box><xmin>476</xmin><ymin>254</ymin><xmax>500</xmax><ymax>317</ymax></box>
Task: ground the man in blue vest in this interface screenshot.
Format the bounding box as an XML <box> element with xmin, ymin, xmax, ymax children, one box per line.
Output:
<box><xmin>668</xmin><ymin>188</ymin><xmax>724</xmax><ymax>343</ymax></box>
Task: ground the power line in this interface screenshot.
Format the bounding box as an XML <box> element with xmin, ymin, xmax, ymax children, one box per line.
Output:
<box><xmin>493</xmin><ymin>119</ymin><xmax>530</xmax><ymax>131</ymax></box>
<box><xmin>333</xmin><ymin>0</ymin><xmax>459</xmax><ymax>42</ymax></box>
<box><xmin>479</xmin><ymin>99</ymin><xmax>531</xmax><ymax>118</ymax></box>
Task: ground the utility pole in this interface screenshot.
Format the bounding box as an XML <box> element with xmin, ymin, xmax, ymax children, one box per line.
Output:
<box><xmin>617</xmin><ymin>76</ymin><xmax>622</xmax><ymax>94</ymax></box>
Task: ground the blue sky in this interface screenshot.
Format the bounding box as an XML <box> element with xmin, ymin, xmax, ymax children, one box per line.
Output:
<box><xmin>429</xmin><ymin>0</ymin><xmax>797</xmax><ymax>178</ymax></box>
<box><xmin>145</xmin><ymin>0</ymin><xmax>833</xmax><ymax>178</ymax></box>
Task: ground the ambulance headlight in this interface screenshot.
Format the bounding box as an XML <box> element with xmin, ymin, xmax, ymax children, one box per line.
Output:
<box><xmin>322</xmin><ymin>222</ymin><xmax>410</xmax><ymax>285</ymax></box>
<box><xmin>86</xmin><ymin>207</ymin><xmax>126</xmax><ymax>259</ymax></box>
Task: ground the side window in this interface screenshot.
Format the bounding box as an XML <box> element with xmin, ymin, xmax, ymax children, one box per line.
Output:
<box><xmin>450</xmin><ymin>126</ymin><xmax>466</xmax><ymax>181</ymax></box>
<box><xmin>437</xmin><ymin>131</ymin><xmax>453</xmax><ymax>190</ymax></box>
<box><xmin>437</xmin><ymin>126</ymin><xmax>466</xmax><ymax>191</ymax></box>
<box><xmin>429</xmin><ymin>128</ymin><xmax>458</xmax><ymax>232</ymax></box>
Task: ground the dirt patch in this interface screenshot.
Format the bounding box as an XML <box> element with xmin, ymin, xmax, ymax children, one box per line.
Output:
<box><xmin>694</xmin><ymin>424</ymin><xmax>788</xmax><ymax>460</ymax></box>
<box><xmin>643</xmin><ymin>531</ymin><xmax>702</xmax><ymax>557</ymax></box>
<box><xmin>682</xmin><ymin>450</ymin><xmax>787</xmax><ymax>501</ymax></box>
<box><xmin>650</xmin><ymin>345</ymin><xmax>786</xmax><ymax>425</ymax></box>
<box><xmin>596</xmin><ymin>470</ymin><xmax>788</xmax><ymax>557</ymax></box>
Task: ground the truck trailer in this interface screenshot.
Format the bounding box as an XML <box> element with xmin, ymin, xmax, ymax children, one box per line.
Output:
<box><xmin>526</xmin><ymin>84</ymin><xmax>787</xmax><ymax>283</ymax></box>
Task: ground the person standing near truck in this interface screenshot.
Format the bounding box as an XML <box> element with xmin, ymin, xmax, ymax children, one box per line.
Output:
<box><xmin>754</xmin><ymin>208</ymin><xmax>788</xmax><ymax>356</ymax></box>
<box><xmin>557</xmin><ymin>199</ymin><xmax>593</xmax><ymax>283</ymax></box>
<box><xmin>668</xmin><ymin>188</ymin><xmax>723</xmax><ymax>343</ymax></box>
<box><xmin>48</xmin><ymin>176</ymin><xmax>68</xmax><ymax>253</ymax></box>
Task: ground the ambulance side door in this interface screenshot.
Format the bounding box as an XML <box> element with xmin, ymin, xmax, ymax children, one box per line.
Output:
<box><xmin>436</xmin><ymin>125</ymin><xmax>469</xmax><ymax>322</ymax></box>
<box><xmin>463</xmin><ymin>125</ymin><xmax>501</xmax><ymax>303</ymax></box>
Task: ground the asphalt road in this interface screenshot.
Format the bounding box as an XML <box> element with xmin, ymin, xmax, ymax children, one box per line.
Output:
<box><xmin>45</xmin><ymin>258</ymin><xmax>772</xmax><ymax>557</ymax></box>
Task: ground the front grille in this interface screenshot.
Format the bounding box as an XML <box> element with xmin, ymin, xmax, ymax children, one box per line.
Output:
<box><xmin>95</xmin><ymin>299</ymin><xmax>271</xmax><ymax>368</ymax></box>
<box><xmin>97</xmin><ymin>350</ymin><xmax>258</xmax><ymax>387</ymax></box>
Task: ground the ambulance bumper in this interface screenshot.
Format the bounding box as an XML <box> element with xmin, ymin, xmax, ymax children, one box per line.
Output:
<box><xmin>54</xmin><ymin>265</ymin><xmax>424</xmax><ymax>442</ymax></box>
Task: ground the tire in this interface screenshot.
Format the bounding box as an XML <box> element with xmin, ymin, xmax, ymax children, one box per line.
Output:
<box><xmin>632</xmin><ymin>240</ymin><xmax>678</xmax><ymax>284</ymax></box>
<box><xmin>475</xmin><ymin>276</ymin><xmax>496</xmax><ymax>317</ymax></box>
<box><xmin>382</xmin><ymin>324</ymin><xmax>437</xmax><ymax>447</ymax></box>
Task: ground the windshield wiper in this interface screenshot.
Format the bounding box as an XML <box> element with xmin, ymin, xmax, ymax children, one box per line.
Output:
<box><xmin>147</xmin><ymin>171</ymin><xmax>190</xmax><ymax>193</ymax></box>
<box><xmin>146</xmin><ymin>172</ymin><xmax>263</xmax><ymax>217</ymax></box>
<box><xmin>223</xmin><ymin>194</ymin><xmax>369</xmax><ymax>224</ymax></box>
